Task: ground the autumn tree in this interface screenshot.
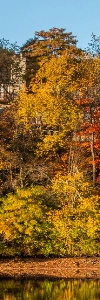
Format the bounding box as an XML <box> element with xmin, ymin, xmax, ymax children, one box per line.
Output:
<box><xmin>14</xmin><ymin>47</ymin><xmax>83</xmax><ymax>165</ymax></box>
<box><xmin>21</xmin><ymin>27</ymin><xmax>77</xmax><ymax>86</ymax></box>
<box><xmin>1</xmin><ymin>30</ymin><xmax>100</xmax><ymax>194</ymax></box>
<box><xmin>0</xmin><ymin>29</ymin><xmax>100</xmax><ymax>257</ymax></box>
<box><xmin>74</xmin><ymin>49</ymin><xmax>100</xmax><ymax>187</ymax></box>
<box><xmin>0</xmin><ymin>40</ymin><xmax>26</xmax><ymax>194</ymax></box>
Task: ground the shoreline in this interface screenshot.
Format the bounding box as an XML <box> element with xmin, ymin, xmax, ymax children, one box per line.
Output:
<box><xmin>0</xmin><ymin>257</ymin><xmax>100</xmax><ymax>279</ymax></box>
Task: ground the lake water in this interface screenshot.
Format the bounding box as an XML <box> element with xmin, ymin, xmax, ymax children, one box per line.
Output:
<box><xmin>0</xmin><ymin>278</ymin><xmax>100</xmax><ymax>300</ymax></box>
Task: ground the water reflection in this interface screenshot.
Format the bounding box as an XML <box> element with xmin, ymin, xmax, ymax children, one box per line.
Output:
<box><xmin>0</xmin><ymin>278</ymin><xmax>100</xmax><ymax>300</ymax></box>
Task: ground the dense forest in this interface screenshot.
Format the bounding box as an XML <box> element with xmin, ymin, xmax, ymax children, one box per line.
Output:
<box><xmin>0</xmin><ymin>28</ymin><xmax>100</xmax><ymax>257</ymax></box>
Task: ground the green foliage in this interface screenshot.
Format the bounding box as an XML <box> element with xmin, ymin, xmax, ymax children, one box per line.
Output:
<box><xmin>0</xmin><ymin>182</ymin><xmax>99</xmax><ymax>257</ymax></box>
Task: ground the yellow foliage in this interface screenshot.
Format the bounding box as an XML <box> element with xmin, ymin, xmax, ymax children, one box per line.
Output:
<box><xmin>14</xmin><ymin>53</ymin><xmax>79</xmax><ymax>135</ymax></box>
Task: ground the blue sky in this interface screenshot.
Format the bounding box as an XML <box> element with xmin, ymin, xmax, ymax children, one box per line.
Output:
<box><xmin>0</xmin><ymin>0</ymin><xmax>100</xmax><ymax>50</ymax></box>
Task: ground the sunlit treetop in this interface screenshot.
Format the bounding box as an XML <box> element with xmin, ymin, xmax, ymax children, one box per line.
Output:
<box><xmin>21</xmin><ymin>27</ymin><xmax>78</xmax><ymax>57</ymax></box>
